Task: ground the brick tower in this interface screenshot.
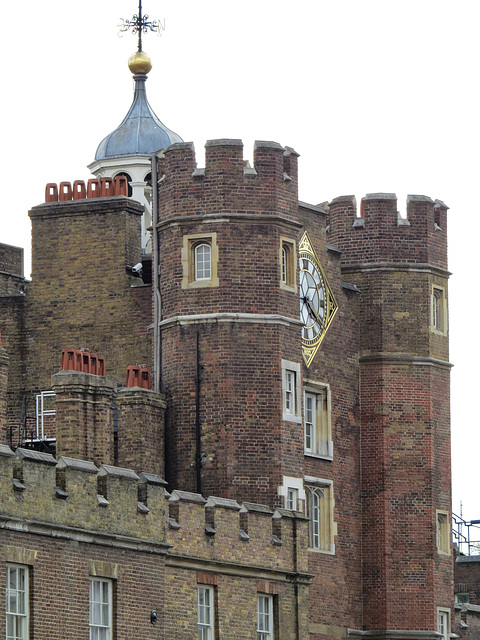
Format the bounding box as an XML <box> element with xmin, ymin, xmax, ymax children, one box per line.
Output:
<box><xmin>155</xmin><ymin>139</ymin><xmax>304</xmax><ymax>505</ymax></box>
<box><xmin>328</xmin><ymin>193</ymin><xmax>452</xmax><ymax>637</ymax></box>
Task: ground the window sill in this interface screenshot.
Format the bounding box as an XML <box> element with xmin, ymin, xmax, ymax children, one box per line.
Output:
<box><xmin>283</xmin><ymin>413</ymin><xmax>302</xmax><ymax>424</ymax></box>
<box><xmin>304</xmin><ymin>452</ymin><xmax>333</xmax><ymax>461</ymax></box>
<box><xmin>308</xmin><ymin>546</ymin><xmax>335</xmax><ymax>556</ymax></box>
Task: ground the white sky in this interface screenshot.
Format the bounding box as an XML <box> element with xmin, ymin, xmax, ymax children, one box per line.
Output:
<box><xmin>1</xmin><ymin>1</ymin><xmax>478</xmax><ymax>523</ymax></box>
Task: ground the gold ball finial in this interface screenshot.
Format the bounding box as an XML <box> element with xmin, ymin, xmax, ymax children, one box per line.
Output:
<box><xmin>128</xmin><ymin>51</ymin><xmax>152</xmax><ymax>75</ymax></box>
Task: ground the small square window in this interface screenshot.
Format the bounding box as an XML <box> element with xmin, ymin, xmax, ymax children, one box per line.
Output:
<box><xmin>280</xmin><ymin>237</ymin><xmax>297</xmax><ymax>291</ymax></box>
<box><xmin>286</xmin><ymin>487</ymin><xmax>299</xmax><ymax>511</ymax></box>
<box><xmin>182</xmin><ymin>233</ymin><xmax>219</xmax><ymax>289</ymax></box>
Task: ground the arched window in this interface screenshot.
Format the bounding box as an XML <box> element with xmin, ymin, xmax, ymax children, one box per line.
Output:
<box><xmin>194</xmin><ymin>243</ymin><xmax>211</xmax><ymax>281</ymax></box>
<box><xmin>306</xmin><ymin>483</ymin><xmax>334</xmax><ymax>552</ymax></box>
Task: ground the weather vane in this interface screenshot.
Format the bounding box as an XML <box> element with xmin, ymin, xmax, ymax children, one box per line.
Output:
<box><xmin>118</xmin><ymin>0</ymin><xmax>165</xmax><ymax>52</ymax></box>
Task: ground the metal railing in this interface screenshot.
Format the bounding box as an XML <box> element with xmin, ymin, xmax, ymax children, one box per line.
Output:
<box><xmin>453</xmin><ymin>512</ymin><xmax>480</xmax><ymax>556</ymax></box>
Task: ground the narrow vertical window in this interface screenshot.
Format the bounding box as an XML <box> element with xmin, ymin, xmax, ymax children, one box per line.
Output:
<box><xmin>197</xmin><ymin>586</ymin><xmax>214</xmax><ymax>640</ymax></box>
<box><xmin>436</xmin><ymin>511</ymin><xmax>450</xmax><ymax>555</ymax></box>
<box><xmin>285</xmin><ymin>370</ymin><xmax>295</xmax><ymax>414</ymax></box>
<box><xmin>282</xmin><ymin>360</ymin><xmax>301</xmax><ymax>423</ymax></box>
<box><xmin>279</xmin><ymin>237</ymin><xmax>297</xmax><ymax>291</ymax></box>
<box><xmin>282</xmin><ymin>246</ymin><xmax>288</xmax><ymax>284</ymax></box>
<box><xmin>89</xmin><ymin>578</ymin><xmax>112</xmax><ymax>640</ymax></box>
<box><xmin>305</xmin><ymin>393</ymin><xmax>315</xmax><ymax>452</ymax></box>
<box><xmin>431</xmin><ymin>285</ymin><xmax>447</xmax><ymax>334</ymax></box>
<box><xmin>257</xmin><ymin>594</ymin><xmax>273</xmax><ymax>640</ymax></box>
<box><xmin>310</xmin><ymin>488</ymin><xmax>321</xmax><ymax>549</ymax></box>
<box><xmin>433</xmin><ymin>290</ymin><xmax>441</xmax><ymax>330</ymax></box>
<box><xmin>6</xmin><ymin>565</ymin><xmax>28</xmax><ymax>640</ymax></box>
<box><xmin>195</xmin><ymin>243</ymin><xmax>212</xmax><ymax>281</ymax></box>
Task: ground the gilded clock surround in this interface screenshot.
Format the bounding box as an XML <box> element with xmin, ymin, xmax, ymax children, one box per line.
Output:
<box><xmin>299</xmin><ymin>231</ymin><xmax>338</xmax><ymax>367</ymax></box>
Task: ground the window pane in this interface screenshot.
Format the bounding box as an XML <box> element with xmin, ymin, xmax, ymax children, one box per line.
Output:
<box><xmin>6</xmin><ymin>566</ymin><xmax>28</xmax><ymax>640</ymax></box>
<box><xmin>197</xmin><ymin>586</ymin><xmax>214</xmax><ymax>640</ymax></box>
<box><xmin>195</xmin><ymin>244</ymin><xmax>211</xmax><ymax>280</ymax></box>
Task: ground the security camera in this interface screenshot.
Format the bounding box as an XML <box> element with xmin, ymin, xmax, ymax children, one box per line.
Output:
<box><xmin>132</xmin><ymin>263</ymin><xmax>143</xmax><ymax>274</ymax></box>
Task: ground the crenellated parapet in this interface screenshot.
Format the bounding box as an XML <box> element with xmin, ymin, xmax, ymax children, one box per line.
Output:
<box><xmin>167</xmin><ymin>491</ymin><xmax>308</xmax><ymax>575</ymax></box>
<box><xmin>327</xmin><ymin>193</ymin><xmax>449</xmax><ymax>270</ymax></box>
<box><xmin>0</xmin><ymin>447</ymin><xmax>308</xmax><ymax>575</ymax></box>
<box><xmin>156</xmin><ymin>139</ymin><xmax>299</xmax><ymax>224</ymax></box>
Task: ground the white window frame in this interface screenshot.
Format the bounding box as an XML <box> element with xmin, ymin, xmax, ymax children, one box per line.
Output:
<box><xmin>281</xmin><ymin>360</ymin><xmax>301</xmax><ymax>423</ymax></box>
<box><xmin>437</xmin><ymin>608</ymin><xmax>450</xmax><ymax>640</ymax></box>
<box><xmin>89</xmin><ymin>578</ymin><xmax>112</xmax><ymax>640</ymax></box>
<box><xmin>35</xmin><ymin>390</ymin><xmax>56</xmax><ymax>441</ymax></box>
<box><xmin>305</xmin><ymin>476</ymin><xmax>336</xmax><ymax>554</ymax></box>
<box><xmin>197</xmin><ymin>585</ymin><xmax>215</xmax><ymax>640</ymax></box>
<box><xmin>277</xmin><ymin>476</ymin><xmax>306</xmax><ymax>513</ymax></box>
<box><xmin>286</xmin><ymin>487</ymin><xmax>298</xmax><ymax>511</ymax></box>
<box><xmin>194</xmin><ymin>243</ymin><xmax>212</xmax><ymax>281</ymax></box>
<box><xmin>257</xmin><ymin>594</ymin><xmax>274</xmax><ymax>640</ymax></box>
<box><xmin>303</xmin><ymin>381</ymin><xmax>332</xmax><ymax>459</ymax></box>
<box><xmin>6</xmin><ymin>564</ymin><xmax>29</xmax><ymax>640</ymax></box>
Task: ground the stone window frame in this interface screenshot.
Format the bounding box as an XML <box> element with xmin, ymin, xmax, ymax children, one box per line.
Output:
<box><xmin>89</xmin><ymin>577</ymin><xmax>113</xmax><ymax>640</ymax></box>
<box><xmin>436</xmin><ymin>509</ymin><xmax>451</xmax><ymax>555</ymax></box>
<box><xmin>281</xmin><ymin>360</ymin><xmax>302</xmax><ymax>423</ymax></box>
<box><xmin>431</xmin><ymin>284</ymin><xmax>447</xmax><ymax>335</ymax></box>
<box><xmin>303</xmin><ymin>380</ymin><xmax>333</xmax><ymax>460</ymax></box>
<box><xmin>279</xmin><ymin>236</ymin><xmax>297</xmax><ymax>292</ymax></box>
<box><xmin>197</xmin><ymin>585</ymin><xmax>215</xmax><ymax>640</ymax></box>
<box><xmin>305</xmin><ymin>476</ymin><xmax>336</xmax><ymax>554</ymax></box>
<box><xmin>182</xmin><ymin>232</ymin><xmax>219</xmax><ymax>289</ymax></box>
<box><xmin>6</xmin><ymin>563</ymin><xmax>29</xmax><ymax>640</ymax></box>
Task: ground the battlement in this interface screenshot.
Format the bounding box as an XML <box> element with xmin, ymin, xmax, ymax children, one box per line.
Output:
<box><xmin>156</xmin><ymin>139</ymin><xmax>299</xmax><ymax>223</ymax></box>
<box><xmin>327</xmin><ymin>193</ymin><xmax>449</xmax><ymax>270</ymax></box>
<box><xmin>0</xmin><ymin>446</ymin><xmax>307</xmax><ymax>572</ymax></box>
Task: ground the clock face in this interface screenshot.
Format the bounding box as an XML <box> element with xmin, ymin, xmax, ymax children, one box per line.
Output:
<box><xmin>300</xmin><ymin>256</ymin><xmax>326</xmax><ymax>344</ymax></box>
<box><xmin>298</xmin><ymin>231</ymin><xmax>338</xmax><ymax>367</ymax></box>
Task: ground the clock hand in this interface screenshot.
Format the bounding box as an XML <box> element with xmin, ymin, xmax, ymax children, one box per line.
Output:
<box><xmin>304</xmin><ymin>297</ymin><xmax>322</xmax><ymax>326</ymax></box>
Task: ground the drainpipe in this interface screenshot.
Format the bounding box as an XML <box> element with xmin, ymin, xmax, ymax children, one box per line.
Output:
<box><xmin>195</xmin><ymin>331</ymin><xmax>202</xmax><ymax>495</ymax></box>
<box><xmin>151</xmin><ymin>152</ymin><xmax>161</xmax><ymax>393</ymax></box>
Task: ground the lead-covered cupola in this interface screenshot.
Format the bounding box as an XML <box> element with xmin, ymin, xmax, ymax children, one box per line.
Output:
<box><xmin>94</xmin><ymin>51</ymin><xmax>182</xmax><ymax>161</ymax></box>
<box><xmin>88</xmin><ymin>6</ymin><xmax>182</xmax><ymax>254</ymax></box>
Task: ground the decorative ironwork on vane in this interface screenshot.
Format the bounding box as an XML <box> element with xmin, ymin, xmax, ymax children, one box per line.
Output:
<box><xmin>118</xmin><ymin>0</ymin><xmax>165</xmax><ymax>52</ymax></box>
